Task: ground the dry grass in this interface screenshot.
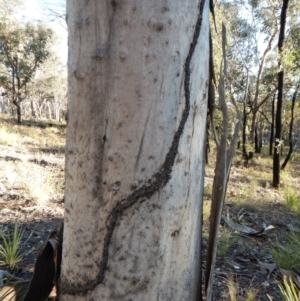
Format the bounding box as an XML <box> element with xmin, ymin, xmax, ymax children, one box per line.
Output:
<box><xmin>203</xmin><ymin>200</ymin><xmax>211</xmax><ymax>222</ymax></box>
<box><xmin>204</xmin><ymin>143</ymin><xmax>300</xmax><ymax>300</ymax></box>
<box><xmin>0</xmin><ymin>126</ymin><xmax>22</xmax><ymax>147</ymax></box>
<box><xmin>0</xmin><ymin>116</ymin><xmax>65</xmax><ymax>206</ymax></box>
<box><xmin>225</xmin><ymin>276</ymin><xmax>258</xmax><ymax>301</ymax></box>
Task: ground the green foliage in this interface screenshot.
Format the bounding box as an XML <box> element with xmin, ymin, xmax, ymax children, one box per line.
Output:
<box><xmin>0</xmin><ymin>220</ymin><xmax>32</xmax><ymax>270</ymax></box>
<box><xmin>203</xmin><ymin>185</ymin><xmax>212</xmax><ymax>196</ymax></box>
<box><xmin>217</xmin><ymin>228</ymin><xmax>234</xmax><ymax>257</ymax></box>
<box><xmin>0</xmin><ymin>18</ymin><xmax>54</xmax><ymax>109</ymax></box>
<box><xmin>271</xmin><ymin>232</ymin><xmax>300</xmax><ymax>271</ymax></box>
<box><xmin>284</xmin><ymin>186</ymin><xmax>300</xmax><ymax>220</ymax></box>
<box><xmin>278</xmin><ymin>276</ymin><xmax>300</xmax><ymax>301</ymax></box>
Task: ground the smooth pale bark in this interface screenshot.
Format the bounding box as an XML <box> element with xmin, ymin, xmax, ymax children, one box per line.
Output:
<box><xmin>61</xmin><ymin>0</ymin><xmax>209</xmax><ymax>300</ymax></box>
<box><xmin>0</xmin><ymin>87</ymin><xmax>3</xmax><ymax>114</ymax></box>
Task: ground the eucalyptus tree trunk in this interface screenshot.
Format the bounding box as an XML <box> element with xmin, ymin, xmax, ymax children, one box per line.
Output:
<box><xmin>47</xmin><ymin>102</ymin><xmax>52</xmax><ymax>119</ymax></box>
<box><xmin>269</xmin><ymin>93</ymin><xmax>276</xmax><ymax>156</ymax></box>
<box><xmin>30</xmin><ymin>100</ymin><xmax>37</xmax><ymax>118</ymax></box>
<box><xmin>281</xmin><ymin>83</ymin><xmax>299</xmax><ymax>170</ymax></box>
<box><xmin>0</xmin><ymin>87</ymin><xmax>4</xmax><ymax>113</ymax></box>
<box><xmin>60</xmin><ymin>0</ymin><xmax>210</xmax><ymax>300</ymax></box>
<box><xmin>54</xmin><ymin>97</ymin><xmax>60</xmax><ymax>121</ymax></box>
<box><xmin>273</xmin><ymin>0</ymin><xmax>289</xmax><ymax>187</ymax></box>
<box><xmin>13</xmin><ymin>98</ymin><xmax>22</xmax><ymax>124</ymax></box>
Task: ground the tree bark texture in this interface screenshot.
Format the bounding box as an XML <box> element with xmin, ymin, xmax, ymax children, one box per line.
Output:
<box><xmin>242</xmin><ymin>103</ymin><xmax>249</xmax><ymax>166</ymax></box>
<box><xmin>269</xmin><ymin>93</ymin><xmax>276</xmax><ymax>156</ymax></box>
<box><xmin>61</xmin><ymin>1</ymin><xmax>209</xmax><ymax>300</ymax></box>
<box><xmin>13</xmin><ymin>99</ymin><xmax>22</xmax><ymax>124</ymax></box>
<box><xmin>281</xmin><ymin>83</ymin><xmax>299</xmax><ymax>170</ymax></box>
<box><xmin>273</xmin><ymin>0</ymin><xmax>289</xmax><ymax>187</ymax></box>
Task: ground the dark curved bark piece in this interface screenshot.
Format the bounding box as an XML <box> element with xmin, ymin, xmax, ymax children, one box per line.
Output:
<box><xmin>23</xmin><ymin>225</ymin><xmax>63</xmax><ymax>301</ymax></box>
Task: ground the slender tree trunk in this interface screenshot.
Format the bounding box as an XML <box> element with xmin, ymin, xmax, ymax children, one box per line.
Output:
<box><xmin>281</xmin><ymin>83</ymin><xmax>299</xmax><ymax>170</ymax></box>
<box><xmin>242</xmin><ymin>103</ymin><xmax>249</xmax><ymax>166</ymax></box>
<box><xmin>259</xmin><ymin>121</ymin><xmax>265</xmax><ymax>153</ymax></box>
<box><xmin>60</xmin><ymin>1</ymin><xmax>209</xmax><ymax>300</ymax></box>
<box><xmin>248</xmin><ymin>110</ymin><xmax>256</xmax><ymax>159</ymax></box>
<box><xmin>31</xmin><ymin>100</ymin><xmax>37</xmax><ymax>118</ymax></box>
<box><xmin>205</xmin><ymin>25</ymin><xmax>242</xmax><ymax>299</ymax></box>
<box><xmin>13</xmin><ymin>99</ymin><xmax>22</xmax><ymax>124</ymax></box>
<box><xmin>273</xmin><ymin>0</ymin><xmax>289</xmax><ymax>187</ymax></box>
<box><xmin>54</xmin><ymin>97</ymin><xmax>60</xmax><ymax>121</ymax></box>
<box><xmin>205</xmin><ymin>117</ymin><xmax>210</xmax><ymax>164</ymax></box>
<box><xmin>254</xmin><ymin>125</ymin><xmax>259</xmax><ymax>153</ymax></box>
<box><xmin>273</xmin><ymin>75</ymin><xmax>283</xmax><ymax>187</ymax></box>
<box><xmin>0</xmin><ymin>87</ymin><xmax>4</xmax><ymax>114</ymax></box>
<box><xmin>269</xmin><ymin>93</ymin><xmax>276</xmax><ymax>156</ymax></box>
<box><xmin>292</xmin><ymin>132</ymin><xmax>300</xmax><ymax>154</ymax></box>
<box><xmin>38</xmin><ymin>103</ymin><xmax>43</xmax><ymax>118</ymax></box>
<box><xmin>47</xmin><ymin>102</ymin><xmax>52</xmax><ymax>119</ymax></box>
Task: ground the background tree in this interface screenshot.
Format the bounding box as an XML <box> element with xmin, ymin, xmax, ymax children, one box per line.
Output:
<box><xmin>205</xmin><ymin>24</ymin><xmax>242</xmax><ymax>301</ymax></box>
<box><xmin>211</xmin><ymin>0</ymin><xmax>279</xmax><ymax>165</ymax></box>
<box><xmin>44</xmin><ymin>0</ymin><xmax>67</xmax><ymax>29</ymax></box>
<box><xmin>0</xmin><ymin>19</ymin><xmax>54</xmax><ymax>123</ymax></box>
<box><xmin>0</xmin><ymin>0</ymin><xmax>22</xmax><ymax>15</ymax></box>
<box><xmin>281</xmin><ymin>83</ymin><xmax>299</xmax><ymax>169</ymax></box>
<box><xmin>273</xmin><ymin>0</ymin><xmax>289</xmax><ymax>187</ymax></box>
<box><xmin>210</xmin><ymin>0</ymin><xmax>300</xmax><ymax>170</ymax></box>
<box><xmin>27</xmin><ymin>54</ymin><xmax>67</xmax><ymax>120</ymax></box>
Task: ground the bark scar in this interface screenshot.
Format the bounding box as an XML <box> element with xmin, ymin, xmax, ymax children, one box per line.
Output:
<box><xmin>60</xmin><ymin>0</ymin><xmax>206</xmax><ymax>295</ymax></box>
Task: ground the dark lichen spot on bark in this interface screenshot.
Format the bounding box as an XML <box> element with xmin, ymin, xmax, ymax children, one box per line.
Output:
<box><xmin>111</xmin><ymin>0</ymin><xmax>117</xmax><ymax>10</ymax></box>
<box><xmin>154</xmin><ymin>22</ymin><xmax>164</xmax><ymax>32</ymax></box>
<box><xmin>161</xmin><ymin>6</ymin><xmax>169</xmax><ymax>13</ymax></box>
<box><xmin>92</xmin><ymin>46</ymin><xmax>107</xmax><ymax>61</ymax></box>
<box><xmin>171</xmin><ymin>230</ymin><xmax>180</xmax><ymax>237</ymax></box>
<box><xmin>147</xmin><ymin>20</ymin><xmax>164</xmax><ymax>32</ymax></box>
<box><xmin>60</xmin><ymin>0</ymin><xmax>206</xmax><ymax>295</ymax></box>
<box><xmin>73</xmin><ymin>70</ymin><xmax>84</xmax><ymax>80</ymax></box>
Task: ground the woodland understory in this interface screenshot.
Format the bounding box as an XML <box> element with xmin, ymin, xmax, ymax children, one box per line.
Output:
<box><xmin>0</xmin><ymin>0</ymin><xmax>300</xmax><ymax>300</ymax></box>
<box><xmin>0</xmin><ymin>116</ymin><xmax>300</xmax><ymax>300</ymax></box>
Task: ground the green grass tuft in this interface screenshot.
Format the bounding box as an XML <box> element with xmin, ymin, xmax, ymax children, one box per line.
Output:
<box><xmin>284</xmin><ymin>186</ymin><xmax>300</xmax><ymax>220</ymax></box>
<box><xmin>217</xmin><ymin>227</ymin><xmax>234</xmax><ymax>257</ymax></box>
<box><xmin>0</xmin><ymin>220</ymin><xmax>32</xmax><ymax>270</ymax></box>
<box><xmin>271</xmin><ymin>231</ymin><xmax>300</xmax><ymax>271</ymax></box>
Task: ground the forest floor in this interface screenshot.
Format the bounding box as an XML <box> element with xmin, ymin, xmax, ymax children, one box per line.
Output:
<box><xmin>0</xmin><ymin>115</ymin><xmax>65</xmax><ymax>293</ymax></box>
<box><xmin>0</xmin><ymin>115</ymin><xmax>300</xmax><ymax>300</ymax></box>
<box><xmin>203</xmin><ymin>145</ymin><xmax>300</xmax><ymax>300</ymax></box>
